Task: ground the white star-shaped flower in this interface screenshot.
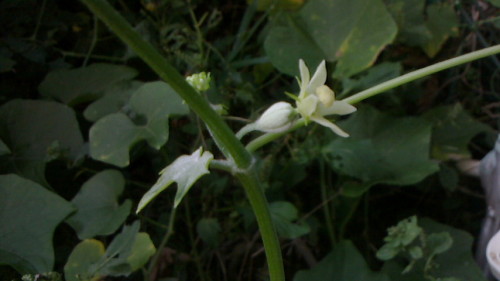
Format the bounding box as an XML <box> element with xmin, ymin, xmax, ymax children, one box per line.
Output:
<box><xmin>295</xmin><ymin>59</ymin><xmax>356</xmax><ymax>137</ymax></box>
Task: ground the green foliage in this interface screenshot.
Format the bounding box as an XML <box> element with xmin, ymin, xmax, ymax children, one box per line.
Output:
<box><xmin>265</xmin><ymin>0</ymin><xmax>397</xmax><ymax>77</ymax></box>
<box><xmin>66</xmin><ymin>170</ymin><xmax>132</xmax><ymax>239</ymax></box>
<box><xmin>39</xmin><ymin>64</ymin><xmax>138</xmax><ymax>106</ymax></box>
<box><xmin>0</xmin><ymin>175</ymin><xmax>74</xmax><ymax>274</ymax></box>
<box><xmin>294</xmin><ymin>240</ymin><xmax>390</xmax><ymax>281</ymax></box>
<box><xmin>269</xmin><ymin>201</ymin><xmax>310</xmax><ymax>239</ymax></box>
<box><xmin>0</xmin><ymin>100</ymin><xmax>84</xmax><ymax>185</ymax></box>
<box><xmin>64</xmin><ymin>222</ymin><xmax>155</xmax><ymax>281</ymax></box>
<box><xmin>380</xmin><ymin>218</ymin><xmax>486</xmax><ymax>281</ymax></box>
<box><xmin>324</xmin><ymin>105</ymin><xmax>439</xmax><ymax>196</ymax></box>
<box><xmin>89</xmin><ymin>81</ymin><xmax>189</xmax><ymax>167</ymax></box>
<box><xmin>1</xmin><ymin>0</ymin><xmax>498</xmax><ymax>280</ymax></box>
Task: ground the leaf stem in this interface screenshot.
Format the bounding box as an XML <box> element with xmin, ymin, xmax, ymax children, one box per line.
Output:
<box><xmin>343</xmin><ymin>44</ymin><xmax>500</xmax><ymax>105</ymax></box>
<box><xmin>80</xmin><ymin>1</ymin><xmax>284</xmax><ymax>280</ymax></box>
<box><xmin>146</xmin><ymin>208</ymin><xmax>177</xmax><ymax>281</ymax></box>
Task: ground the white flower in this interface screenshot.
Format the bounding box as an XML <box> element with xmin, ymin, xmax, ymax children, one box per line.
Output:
<box><xmin>236</xmin><ymin>102</ymin><xmax>296</xmax><ymax>139</ymax></box>
<box><xmin>295</xmin><ymin>59</ymin><xmax>356</xmax><ymax>137</ymax></box>
<box><xmin>255</xmin><ymin>102</ymin><xmax>295</xmax><ymax>133</ymax></box>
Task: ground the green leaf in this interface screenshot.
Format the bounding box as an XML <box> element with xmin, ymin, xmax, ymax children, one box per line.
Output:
<box><xmin>126</xmin><ymin>233</ymin><xmax>156</xmax><ymax>271</ymax></box>
<box><xmin>64</xmin><ymin>223</ymin><xmax>155</xmax><ymax>280</ymax></box>
<box><xmin>382</xmin><ymin>218</ymin><xmax>486</xmax><ymax>281</ymax></box>
<box><xmin>269</xmin><ymin>201</ymin><xmax>310</xmax><ymax>239</ymax></box>
<box><xmin>427</xmin><ymin>232</ymin><xmax>453</xmax><ymax>257</ymax></box>
<box><xmin>64</xmin><ymin>239</ymin><xmax>105</xmax><ymax>281</ymax></box>
<box><xmin>340</xmin><ymin>62</ymin><xmax>402</xmax><ymax>97</ymax></box>
<box><xmin>38</xmin><ymin>63</ymin><xmax>138</xmax><ymax>105</ymax></box>
<box><xmin>83</xmin><ymin>80</ymin><xmax>143</xmax><ymax>122</ymax></box>
<box><xmin>486</xmin><ymin>0</ymin><xmax>500</xmax><ymax>7</ymax></box>
<box><xmin>197</xmin><ymin>218</ymin><xmax>222</xmax><ymax>248</ymax></box>
<box><xmin>0</xmin><ymin>174</ymin><xmax>74</xmax><ymax>274</ymax></box>
<box><xmin>294</xmin><ymin>240</ymin><xmax>390</xmax><ymax>281</ymax></box>
<box><xmin>421</xmin><ymin>3</ymin><xmax>459</xmax><ymax>58</ymax></box>
<box><xmin>66</xmin><ymin>170</ymin><xmax>132</xmax><ymax>239</ymax></box>
<box><xmin>384</xmin><ymin>0</ymin><xmax>430</xmax><ymax>47</ymax></box>
<box><xmin>265</xmin><ymin>0</ymin><xmax>397</xmax><ymax>77</ymax></box>
<box><xmin>0</xmin><ymin>100</ymin><xmax>84</xmax><ymax>185</ymax></box>
<box><xmin>137</xmin><ymin>147</ymin><xmax>213</xmax><ymax>212</ymax></box>
<box><xmin>323</xmin><ymin>106</ymin><xmax>439</xmax><ymax>196</ymax></box>
<box><xmin>89</xmin><ymin>81</ymin><xmax>189</xmax><ymax>167</ymax></box>
<box><xmin>423</xmin><ymin>104</ymin><xmax>489</xmax><ymax>160</ymax></box>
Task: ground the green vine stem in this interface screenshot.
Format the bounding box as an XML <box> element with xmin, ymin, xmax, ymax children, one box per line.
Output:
<box><xmin>80</xmin><ymin>1</ymin><xmax>284</xmax><ymax>280</ymax></box>
<box><xmin>246</xmin><ymin>44</ymin><xmax>500</xmax><ymax>152</ymax></box>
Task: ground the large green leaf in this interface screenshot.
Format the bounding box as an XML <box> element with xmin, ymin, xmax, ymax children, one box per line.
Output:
<box><xmin>423</xmin><ymin>104</ymin><xmax>489</xmax><ymax>160</ymax></box>
<box><xmin>0</xmin><ymin>100</ymin><xmax>84</xmax><ymax>185</ymax></box>
<box><xmin>38</xmin><ymin>63</ymin><xmax>138</xmax><ymax>105</ymax></box>
<box><xmin>83</xmin><ymin>80</ymin><xmax>143</xmax><ymax>122</ymax></box>
<box><xmin>269</xmin><ymin>201</ymin><xmax>310</xmax><ymax>239</ymax></box>
<box><xmin>137</xmin><ymin>147</ymin><xmax>213</xmax><ymax>212</ymax></box>
<box><xmin>89</xmin><ymin>81</ymin><xmax>189</xmax><ymax>167</ymax></box>
<box><xmin>382</xmin><ymin>218</ymin><xmax>486</xmax><ymax>281</ymax></box>
<box><xmin>323</xmin><ymin>106</ymin><xmax>439</xmax><ymax>196</ymax></box>
<box><xmin>0</xmin><ymin>174</ymin><xmax>74</xmax><ymax>274</ymax></box>
<box><xmin>265</xmin><ymin>0</ymin><xmax>397</xmax><ymax>77</ymax></box>
<box><xmin>64</xmin><ymin>222</ymin><xmax>155</xmax><ymax>281</ymax></box>
<box><xmin>66</xmin><ymin>170</ymin><xmax>132</xmax><ymax>239</ymax></box>
<box><xmin>293</xmin><ymin>240</ymin><xmax>390</xmax><ymax>281</ymax></box>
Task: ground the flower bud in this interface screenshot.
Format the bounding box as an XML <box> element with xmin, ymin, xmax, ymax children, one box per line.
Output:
<box><xmin>186</xmin><ymin>72</ymin><xmax>211</xmax><ymax>92</ymax></box>
<box><xmin>255</xmin><ymin>102</ymin><xmax>295</xmax><ymax>132</ymax></box>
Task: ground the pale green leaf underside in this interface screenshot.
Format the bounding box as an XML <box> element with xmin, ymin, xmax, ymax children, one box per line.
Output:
<box><xmin>137</xmin><ymin>147</ymin><xmax>213</xmax><ymax>212</ymax></box>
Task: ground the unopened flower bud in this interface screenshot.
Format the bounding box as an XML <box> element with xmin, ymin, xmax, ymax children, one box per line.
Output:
<box><xmin>186</xmin><ymin>72</ymin><xmax>211</xmax><ymax>92</ymax></box>
<box><xmin>255</xmin><ymin>102</ymin><xmax>295</xmax><ymax>132</ymax></box>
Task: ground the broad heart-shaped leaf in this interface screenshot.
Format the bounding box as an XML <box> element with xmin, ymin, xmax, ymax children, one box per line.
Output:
<box><xmin>64</xmin><ymin>222</ymin><xmax>155</xmax><ymax>281</ymax></box>
<box><xmin>89</xmin><ymin>81</ymin><xmax>189</xmax><ymax>167</ymax></box>
<box><xmin>66</xmin><ymin>170</ymin><xmax>132</xmax><ymax>239</ymax></box>
<box><xmin>423</xmin><ymin>103</ymin><xmax>489</xmax><ymax>160</ymax></box>
<box><xmin>83</xmin><ymin>80</ymin><xmax>143</xmax><ymax>122</ymax></box>
<box><xmin>0</xmin><ymin>100</ymin><xmax>84</xmax><ymax>185</ymax></box>
<box><xmin>294</xmin><ymin>240</ymin><xmax>390</xmax><ymax>281</ymax></box>
<box><xmin>269</xmin><ymin>201</ymin><xmax>310</xmax><ymax>239</ymax></box>
<box><xmin>0</xmin><ymin>174</ymin><xmax>74</xmax><ymax>274</ymax></box>
<box><xmin>137</xmin><ymin>147</ymin><xmax>213</xmax><ymax>212</ymax></box>
<box><xmin>264</xmin><ymin>0</ymin><xmax>397</xmax><ymax>77</ymax></box>
<box><xmin>382</xmin><ymin>218</ymin><xmax>486</xmax><ymax>281</ymax></box>
<box><xmin>38</xmin><ymin>63</ymin><xmax>138</xmax><ymax>106</ymax></box>
<box><xmin>323</xmin><ymin>106</ymin><xmax>439</xmax><ymax>197</ymax></box>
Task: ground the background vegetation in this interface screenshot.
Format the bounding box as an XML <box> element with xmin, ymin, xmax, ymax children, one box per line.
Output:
<box><xmin>0</xmin><ymin>0</ymin><xmax>499</xmax><ymax>280</ymax></box>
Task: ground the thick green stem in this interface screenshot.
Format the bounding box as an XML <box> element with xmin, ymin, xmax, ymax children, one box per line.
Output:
<box><xmin>80</xmin><ymin>1</ymin><xmax>284</xmax><ymax>280</ymax></box>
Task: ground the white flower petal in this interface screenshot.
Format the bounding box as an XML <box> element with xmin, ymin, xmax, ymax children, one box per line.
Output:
<box><xmin>307</xmin><ymin>60</ymin><xmax>327</xmax><ymax>95</ymax></box>
<box><xmin>311</xmin><ymin>116</ymin><xmax>349</xmax><ymax>137</ymax></box>
<box><xmin>299</xmin><ymin>59</ymin><xmax>310</xmax><ymax>92</ymax></box>
<box><xmin>297</xmin><ymin>94</ymin><xmax>318</xmax><ymax>118</ymax></box>
<box><xmin>318</xmin><ymin>100</ymin><xmax>357</xmax><ymax>116</ymax></box>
